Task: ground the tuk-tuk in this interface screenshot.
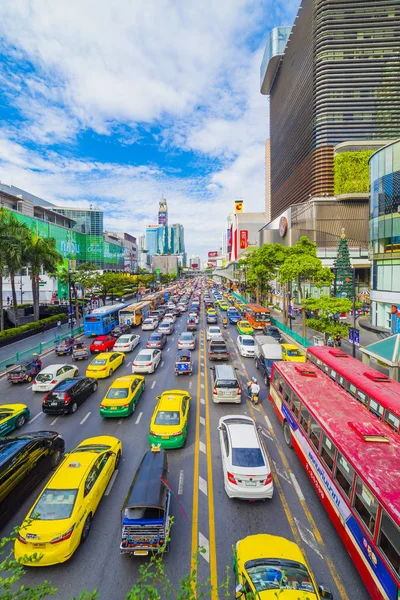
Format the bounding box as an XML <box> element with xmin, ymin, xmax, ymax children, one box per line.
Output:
<box><xmin>120</xmin><ymin>448</ymin><xmax>171</xmax><ymax>556</ymax></box>
<box><xmin>175</xmin><ymin>350</ymin><xmax>193</xmax><ymax>376</ymax></box>
<box><xmin>7</xmin><ymin>355</ymin><xmax>42</xmax><ymax>384</ymax></box>
<box><xmin>187</xmin><ymin>318</ymin><xmax>197</xmax><ymax>332</ymax></box>
<box><xmin>55</xmin><ymin>336</ymin><xmax>75</xmax><ymax>356</ymax></box>
<box><xmin>72</xmin><ymin>341</ymin><xmax>89</xmax><ymax>361</ymax></box>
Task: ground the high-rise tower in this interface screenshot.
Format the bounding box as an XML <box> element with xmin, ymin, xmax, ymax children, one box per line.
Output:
<box><xmin>158</xmin><ymin>198</ymin><xmax>168</xmax><ymax>226</ymax></box>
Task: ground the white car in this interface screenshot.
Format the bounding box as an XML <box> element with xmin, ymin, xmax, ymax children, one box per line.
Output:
<box><xmin>178</xmin><ymin>304</ymin><xmax>187</xmax><ymax>312</ymax></box>
<box><xmin>114</xmin><ymin>333</ymin><xmax>140</xmax><ymax>352</ymax></box>
<box><xmin>32</xmin><ymin>364</ymin><xmax>79</xmax><ymax>392</ymax></box>
<box><xmin>218</xmin><ymin>415</ymin><xmax>273</xmax><ymax>500</ymax></box>
<box><xmin>142</xmin><ymin>317</ymin><xmax>159</xmax><ymax>331</ymax></box>
<box><xmin>188</xmin><ymin>312</ymin><xmax>199</xmax><ymax>324</ymax></box>
<box><xmin>164</xmin><ymin>312</ymin><xmax>176</xmax><ymax>324</ymax></box>
<box><xmin>158</xmin><ymin>321</ymin><xmax>174</xmax><ymax>335</ymax></box>
<box><xmin>178</xmin><ymin>331</ymin><xmax>196</xmax><ymax>350</ymax></box>
<box><xmin>237</xmin><ymin>335</ymin><xmax>255</xmax><ymax>357</ymax></box>
<box><xmin>132</xmin><ymin>349</ymin><xmax>162</xmax><ymax>374</ymax></box>
<box><xmin>207</xmin><ymin>326</ymin><xmax>222</xmax><ymax>341</ymax></box>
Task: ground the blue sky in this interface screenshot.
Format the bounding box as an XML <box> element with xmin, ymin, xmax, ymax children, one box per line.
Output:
<box><xmin>0</xmin><ymin>0</ymin><xmax>300</xmax><ymax>259</ymax></box>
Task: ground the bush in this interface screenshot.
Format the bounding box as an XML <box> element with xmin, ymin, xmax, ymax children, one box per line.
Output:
<box><xmin>0</xmin><ymin>314</ymin><xmax>66</xmax><ymax>342</ymax></box>
<box><xmin>306</xmin><ymin>318</ymin><xmax>349</xmax><ymax>337</ymax></box>
<box><xmin>334</xmin><ymin>150</ymin><xmax>374</xmax><ymax>195</ymax></box>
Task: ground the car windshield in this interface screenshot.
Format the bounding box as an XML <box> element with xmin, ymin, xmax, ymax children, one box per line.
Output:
<box><xmin>287</xmin><ymin>349</ymin><xmax>302</xmax><ymax>357</ymax></box>
<box><xmin>118</xmin><ymin>336</ymin><xmax>131</xmax><ymax>343</ymax></box>
<box><xmin>242</xmin><ymin>339</ymin><xmax>254</xmax><ymax>346</ymax></box>
<box><xmin>181</xmin><ymin>334</ymin><xmax>192</xmax><ymax>340</ymax></box>
<box><xmin>155</xmin><ymin>411</ymin><xmax>180</xmax><ymax>425</ymax></box>
<box><xmin>36</xmin><ymin>373</ymin><xmax>53</xmax><ymax>382</ymax></box>
<box><xmin>232</xmin><ymin>448</ymin><xmax>265</xmax><ymax>468</ymax></box>
<box><xmin>107</xmin><ymin>388</ymin><xmax>129</xmax><ymax>399</ymax></box>
<box><xmin>160</xmin><ymin>324</ymin><xmax>169</xmax><ymax>328</ymax></box>
<box><xmin>143</xmin><ymin>320</ymin><xmax>153</xmax><ymax>324</ymax></box>
<box><xmin>93</xmin><ymin>340</ymin><xmax>103</xmax><ymax>345</ymax></box>
<box><xmin>0</xmin><ymin>410</ymin><xmax>12</xmax><ymax>417</ymax></box>
<box><xmin>91</xmin><ymin>359</ymin><xmax>107</xmax><ymax>365</ymax></box>
<box><xmin>73</xmin><ymin>444</ymin><xmax>111</xmax><ymax>452</ymax></box>
<box><xmin>245</xmin><ymin>559</ymin><xmax>316</xmax><ymax>594</ymax></box>
<box><xmin>33</xmin><ymin>489</ymin><xmax>78</xmax><ymax>520</ymax></box>
<box><xmin>210</xmin><ymin>328</ymin><xmax>220</xmax><ymax>334</ymax></box>
<box><xmin>149</xmin><ymin>334</ymin><xmax>161</xmax><ymax>340</ymax></box>
<box><xmin>254</xmin><ymin>312</ymin><xmax>268</xmax><ymax>321</ymax></box>
<box><xmin>136</xmin><ymin>354</ymin><xmax>152</xmax><ymax>362</ymax></box>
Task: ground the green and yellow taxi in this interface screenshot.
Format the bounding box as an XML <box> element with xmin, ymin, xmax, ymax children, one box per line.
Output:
<box><xmin>148</xmin><ymin>390</ymin><xmax>191</xmax><ymax>449</ymax></box>
<box><xmin>206</xmin><ymin>307</ymin><xmax>217</xmax><ymax>316</ymax></box>
<box><xmin>100</xmin><ymin>375</ymin><xmax>145</xmax><ymax>417</ymax></box>
<box><xmin>0</xmin><ymin>404</ymin><xmax>30</xmax><ymax>437</ymax></box>
<box><xmin>281</xmin><ymin>344</ymin><xmax>306</xmax><ymax>363</ymax></box>
<box><xmin>86</xmin><ymin>352</ymin><xmax>125</xmax><ymax>379</ymax></box>
<box><xmin>15</xmin><ymin>435</ymin><xmax>122</xmax><ymax>566</ymax></box>
<box><xmin>219</xmin><ymin>300</ymin><xmax>230</xmax><ymax>311</ymax></box>
<box><xmin>237</xmin><ymin>320</ymin><xmax>253</xmax><ymax>335</ymax></box>
<box><xmin>234</xmin><ymin>534</ymin><xmax>330</xmax><ymax>599</ymax></box>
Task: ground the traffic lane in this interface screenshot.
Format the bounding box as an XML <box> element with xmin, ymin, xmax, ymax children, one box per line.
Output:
<box><xmin>2</xmin><ymin>318</ymin><xmax>200</xmax><ymax>598</ymax></box>
<box><xmin>226</xmin><ymin>325</ymin><xmax>369</xmax><ymax>600</ymax></box>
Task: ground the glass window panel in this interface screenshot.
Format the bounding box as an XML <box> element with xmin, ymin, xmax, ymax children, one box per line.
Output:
<box><xmin>384</xmin><ymin>146</ymin><xmax>393</xmax><ymax>177</ymax></box>
<box><xmin>300</xmin><ymin>406</ymin><xmax>310</xmax><ymax>434</ymax></box>
<box><xmin>348</xmin><ymin>383</ymin><xmax>357</xmax><ymax>397</ymax></box>
<box><xmin>369</xmin><ymin>399</ymin><xmax>384</xmax><ymax>419</ymax></box>
<box><xmin>378</xmin><ymin>510</ymin><xmax>400</xmax><ymax>577</ymax></box>
<box><xmin>334</xmin><ymin>452</ymin><xmax>355</xmax><ymax>500</ymax></box>
<box><xmin>356</xmin><ymin>390</ymin><xmax>368</xmax><ymax>406</ymax></box>
<box><xmin>393</xmin><ymin>143</ymin><xmax>400</xmax><ymax>172</ymax></box>
<box><xmin>354</xmin><ymin>477</ymin><xmax>379</xmax><ymax>536</ymax></box>
<box><xmin>291</xmin><ymin>393</ymin><xmax>300</xmax><ymax>418</ymax></box>
<box><xmin>310</xmin><ymin>418</ymin><xmax>321</xmax><ymax>450</ymax></box>
<box><xmin>392</xmin><ymin>265</ymin><xmax>400</xmax><ymax>292</ymax></box>
<box><xmin>329</xmin><ymin>369</ymin><xmax>337</xmax><ymax>381</ymax></box>
<box><xmin>384</xmin><ymin>410</ymin><xmax>400</xmax><ymax>432</ymax></box>
<box><xmin>320</xmin><ymin>434</ymin><xmax>336</xmax><ymax>472</ymax></box>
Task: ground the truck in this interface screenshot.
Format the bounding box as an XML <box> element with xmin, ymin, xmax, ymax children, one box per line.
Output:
<box><xmin>254</xmin><ymin>335</ymin><xmax>283</xmax><ymax>386</ymax></box>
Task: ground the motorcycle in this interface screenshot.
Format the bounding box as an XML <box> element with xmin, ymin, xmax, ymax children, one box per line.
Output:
<box><xmin>222</xmin><ymin>321</ymin><xmax>227</xmax><ymax>329</ymax></box>
<box><xmin>247</xmin><ymin>386</ymin><xmax>259</xmax><ymax>405</ymax></box>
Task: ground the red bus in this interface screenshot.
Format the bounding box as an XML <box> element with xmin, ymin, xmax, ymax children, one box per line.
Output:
<box><xmin>244</xmin><ymin>304</ymin><xmax>271</xmax><ymax>330</ymax></box>
<box><xmin>307</xmin><ymin>346</ymin><xmax>400</xmax><ymax>435</ymax></box>
<box><xmin>269</xmin><ymin>362</ymin><xmax>400</xmax><ymax>600</ymax></box>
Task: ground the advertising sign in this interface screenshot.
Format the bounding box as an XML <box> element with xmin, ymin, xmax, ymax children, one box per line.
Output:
<box><xmin>235</xmin><ymin>200</ymin><xmax>244</xmax><ymax>213</ymax></box>
<box><xmin>391</xmin><ymin>305</ymin><xmax>400</xmax><ymax>334</ymax></box>
<box><xmin>208</xmin><ymin>251</ymin><xmax>218</xmax><ymax>258</ymax></box>
<box><xmin>239</xmin><ymin>230</ymin><xmax>248</xmax><ymax>249</ymax></box>
<box><xmin>227</xmin><ymin>228</ymin><xmax>232</xmax><ymax>254</ymax></box>
<box><xmin>191</xmin><ymin>263</ymin><xmax>199</xmax><ymax>269</ymax></box>
<box><xmin>349</xmin><ymin>327</ymin><xmax>360</xmax><ymax>346</ymax></box>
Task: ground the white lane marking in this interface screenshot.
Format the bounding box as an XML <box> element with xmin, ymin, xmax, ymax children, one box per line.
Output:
<box><xmin>200</xmin><ymin>398</ymin><xmax>205</xmax><ymax>405</ymax></box>
<box><xmin>253</xmin><ymin>405</ymin><xmax>260</xmax><ymax>412</ymax></box>
<box><xmin>272</xmin><ymin>460</ymin><xmax>291</xmax><ymax>484</ymax></box>
<box><xmin>198</xmin><ymin>532</ymin><xmax>210</xmax><ymax>563</ymax></box>
<box><xmin>200</xmin><ymin>383</ymin><xmax>204</xmax><ymax>389</ymax></box>
<box><xmin>30</xmin><ymin>412</ymin><xmax>43</xmax><ymax>423</ymax></box>
<box><xmin>135</xmin><ymin>411</ymin><xmax>143</xmax><ymax>425</ymax></box>
<box><xmin>200</xmin><ymin>441</ymin><xmax>206</xmax><ymax>454</ymax></box>
<box><xmin>201</xmin><ymin>371</ymin><xmax>204</xmax><ymax>378</ymax></box>
<box><xmin>151</xmin><ymin>381</ymin><xmax>156</xmax><ymax>389</ymax></box>
<box><xmin>200</xmin><ymin>416</ymin><xmax>205</xmax><ymax>426</ymax></box>
<box><xmin>294</xmin><ymin>518</ymin><xmax>324</xmax><ymax>559</ymax></box>
<box><xmin>178</xmin><ymin>470</ymin><xmax>184</xmax><ymax>495</ymax></box>
<box><xmin>80</xmin><ymin>411</ymin><xmax>91</xmax><ymax>425</ymax></box>
<box><xmin>118</xmin><ymin>419</ymin><xmax>123</xmax><ymax>425</ymax></box>
<box><xmin>290</xmin><ymin>473</ymin><xmax>305</xmax><ymax>501</ymax></box>
<box><xmin>172</xmin><ymin>337</ymin><xmax>175</xmax><ymax>341</ymax></box>
<box><xmin>199</xmin><ymin>476</ymin><xmax>208</xmax><ymax>496</ymax></box>
<box><xmin>125</xmin><ymin>361</ymin><xmax>132</xmax><ymax>368</ymax></box>
<box><xmin>264</xmin><ymin>414</ymin><xmax>273</xmax><ymax>430</ymax></box>
<box><xmin>105</xmin><ymin>470</ymin><xmax>118</xmax><ymax>496</ymax></box>
<box><xmin>26</xmin><ymin>385</ymin><xmax>33</xmax><ymax>390</ymax></box>
<box><xmin>167</xmin><ymin>348</ymin><xmax>170</xmax><ymax>352</ymax></box>
<box><xmin>50</xmin><ymin>416</ymin><xmax>60</xmax><ymax>426</ymax></box>
<box><xmin>189</xmin><ymin>381</ymin><xmax>192</xmax><ymax>389</ymax></box>
<box><xmin>161</xmin><ymin>361</ymin><xmax>164</xmax><ymax>367</ymax></box>
<box><xmin>260</xmin><ymin>428</ymin><xmax>274</xmax><ymax>441</ymax></box>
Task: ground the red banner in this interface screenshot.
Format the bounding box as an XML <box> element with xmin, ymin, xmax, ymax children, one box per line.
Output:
<box><xmin>239</xmin><ymin>230</ymin><xmax>248</xmax><ymax>249</ymax></box>
<box><xmin>208</xmin><ymin>251</ymin><xmax>218</xmax><ymax>257</ymax></box>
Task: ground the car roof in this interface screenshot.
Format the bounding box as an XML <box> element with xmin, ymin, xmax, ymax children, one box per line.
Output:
<box><xmin>225</xmin><ymin>419</ymin><xmax>258</xmax><ymax>449</ymax></box>
<box><xmin>110</xmin><ymin>375</ymin><xmax>144</xmax><ymax>387</ymax></box>
<box><xmin>240</xmin><ymin>335</ymin><xmax>254</xmax><ymax>342</ymax></box>
<box><xmin>39</xmin><ymin>364</ymin><xmax>69</xmax><ymax>373</ymax></box>
<box><xmin>281</xmin><ymin>343</ymin><xmax>297</xmax><ymax>350</ymax></box>
<box><xmin>50</xmin><ymin>451</ymin><xmax>98</xmax><ymax>489</ymax></box>
<box><xmin>238</xmin><ymin>534</ymin><xmax>306</xmax><ymax>564</ymax></box>
<box><xmin>158</xmin><ymin>394</ymin><xmax>184</xmax><ymax>411</ymax></box>
<box><xmin>52</xmin><ymin>377</ymin><xmax>84</xmax><ymax>390</ymax></box>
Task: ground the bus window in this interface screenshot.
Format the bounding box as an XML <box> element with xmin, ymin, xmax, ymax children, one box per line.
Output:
<box><xmin>378</xmin><ymin>510</ymin><xmax>400</xmax><ymax>577</ymax></box>
<box><xmin>338</xmin><ymin>375</ymin><xmax>346</xmax><ymax>389</ymax></box>
<box><xmin>348</xmin><ymin>383</ymin><xmax>357</xmax><ymax>397</ymax></box>
<box><xmin>320</xmin><ymin>434</ymin><xmax>336</xmax><ymax>472</ymax></box>
<box><xmin>310</xmin><ymin>417</ymin><xmax>321</xmax><ymax>451</ymax></box>
<box><xmin>334</xmin><ymin>453</ymin><xmax>355</xmax><ymax>500</ymax></box>
<box><xmin>356</xmin><ymin>390</ymin><xmax>368</xmax><ymax>406</ymax></box>
<box><xmin>283</xmin><ymin>385</ymin><xmax>292</xmax><ymax>405</ymax></box>
<box><xmin>299</xmin><ymin>406</ymin><xmax>310</xmax><ymax>435</ymax></box>
<box><xmin>354</xmin><ymin>477</ymin><xmax>379</xmax><ymax>536</ymax></box>
<box><xmin>384</xmin><ymin>410</ymin><xmax>400</xmax><ymax>433</ymax></box>
<box><xmin>291</xmin><ymin>393</ymin><xmax>300</xmax><ymax>418</ymax></box>
<box><xmin>274</xmin><ymin>372</ymin><xmax>284</xmax><ymax>394</ymax></box>
<box><xmin>369</xmin><ymin>398</ymin><xmax>384</xmax><ymax>420</ymax></box>
<box><xmin>329</xmin><ymin>369</ymin><xmax>337</xmax><ymax>381</ymax></box>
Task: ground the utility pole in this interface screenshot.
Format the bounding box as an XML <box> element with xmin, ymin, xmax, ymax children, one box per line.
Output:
<box><xmin>289</xmin><ymin>280</ymin><xmax>293</xmax><ymax>331</ymax></box>
<box><xmin>352</xmin><ymin>267</ymin><xmax>356</xmax><ymax>358</ymax></box>
<box><xmin>68</xmin><ymin>270</ymin><xmax>73</xmax><ymax>330</ymax></box>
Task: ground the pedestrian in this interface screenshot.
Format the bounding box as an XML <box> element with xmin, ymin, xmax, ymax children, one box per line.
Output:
<box><xmin>72</xmin><ymin>317</ymin><xmax>77</xmax><ymax>328</ymax></box>
<box><xmin>6</xmin><ymin>296</ymin><xmax>10</xmax><ymax>305</ymax></box>
<box><xmin>57</xmin><ymin>319</ymin><xmax>62</xmax><ymax>331</ymax></box>
<box><xmin>68</xmin><ymin>317</ymin><xmax>72</xmax><ymax>329</ymax></box>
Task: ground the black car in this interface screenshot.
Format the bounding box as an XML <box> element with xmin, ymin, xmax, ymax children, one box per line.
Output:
<box><xmin>263</xmin><ymin>325</ymin><xmax>282</xmax><ymax>343</ymax></box>
<box><xmin>42</xmin><ymin>377</ymin><xmax>98</xmax><ymax>415</ymax></box>
<box><xmin>0</xmin><ymin>431</ymin><xmax>65</xmax><ymax>528</ymax></box>
<box><xmin>111</xmin><ymin>323</ymin><xmax>131</xmax><ymax>338</ymax></box>
<box><xmin>146</xmin><ymin>332</ymin><xmax>167</xmax><ymax>349</ymax></box>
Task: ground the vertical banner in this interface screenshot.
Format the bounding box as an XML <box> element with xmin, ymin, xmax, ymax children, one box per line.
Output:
<box><xmin>391</xmin><ymin>305</ymin><xmax>400</xmax><ymax>334</ymax></box>
<box><xmin>227</xmin><ymin>228</ymin><xmax>232</xmax><ymax>254</ymax></box>
<box><xmin>235</xmin><ymin>200</ymin><xmax>244</xmax><ymax>213</ymax></box>
<box><xmin>239</xmin><ymin>230</ymin><xmax>248</xmax><ymax>249</ymax></box>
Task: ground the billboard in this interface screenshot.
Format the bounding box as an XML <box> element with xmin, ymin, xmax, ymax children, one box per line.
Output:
<box><xmin>227</xmin><ymin>228</ymin><xmax>232</xmax><ymax>254</ymax></box>
<box><xmin>158</xmin><ymin>211</ymin><xmax>167</xmax><ymax>225</ymax></box>
<box><xmin>235</xmin><ymin>200</ymin><xmax>244</xmax><ymax>213</ymax></box>
<box><xmin>191</xmin><ymin>263</ymin><xmax>199</xmax><ymax>269</ymax></box>
<box><xmin>239</xmin><ymin>230</ymin><xmax>248</xmax><ymax>249</ymax></box>
<box><xmin>208</xmin><ymin>251</ymin><xmax>218</xmax><ymax>258</ymax></box>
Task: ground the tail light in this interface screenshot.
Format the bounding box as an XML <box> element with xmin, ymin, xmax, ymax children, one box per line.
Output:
<box><xmin>100</xmin><ymin>403</ymin><xmax>105</xmax><ymax>408</ymax></box>
<box><xmin>121</xmin><ymin>403</ymin><xmax>131</xmax><ymax>408</ymax></box>
<box><xmin>149</xmin><ymin>430</ymin><xmax>157</xmax><ymax>436</ymax></box>
<box><xmin>51</xmin><ymin>379</ymin><xmax>57</xmax><ymax>384</ymax></box>
<box><xmin>43</xmin><ymin>393</ymin><xmax>49</xmax><ymax>403</ymax></box>
<box><xmin>33</xmin><ymin>380</ymin><xmax>37</xmax><ymax>385</ymax></box>
<box><xmin>237</xmin><ymin>387</ymin><xmax>241</xmax><ymax>395</ymax></box>
<box><xmin>213</xmin><ymin>386</ymin><xmax>217</xmax><ymax>394</ymax></box>
<box><xmin>171</xmin><ymin>431</ymin><xmax>183</xmax><ymax>437</ymax></box>
<box><xmin>17</xmin><ymin>533</ymin><xmax>27</xmax><ymax>544</ymax></box>
<box><xmin>50</xmin><ymin>525</ymin><xmax>75</xmax><ymax>544</ymax></box>
<box><xmin>264</xmin><ymin>473</ymin><xmax>273</xmax><ymax>485</ymax></box>
<box><xmin>227</xmin><ymin>472</ymin><xmax>237</xmax><ymax>485</ymax></box>
<box><xmin>146</xmin><ymin>363</ymin><xmax>152</xmax><ymax>366</ymax></box>
<box><xmin>99</xmin><ymin>367</ymin><xmax>107</xmax><ymax>371</ymax></box>
<box><xmin>64</xmin><ymin>394</ymin><xmax>71</xmax><ymax>405</ymax></box>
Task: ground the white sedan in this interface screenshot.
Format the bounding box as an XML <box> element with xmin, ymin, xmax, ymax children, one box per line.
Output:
<box><xmin>114</xmin><ymin>333</ymin><xmax>140</xmax><ymax>352</ymax></box>
<box><xmin>207</xmin><ymin>326</ymin><xmax>222</xmax><ymax>341</ymax></box>
<box><xmin>132</xmin><ymin>349</ymin><xmax>162</xmax><ymax>374</ymax></box>
<box><xmin>164</xmin><ymin>312</ymin><xmax>177</xmax><ymax>324</ymax></box>
<box><xmin>142</xmin><ymin>317</ymin><xmax>159</xmax><ymax>331</ymax></box>
<box><xmin>218</xmin><ymin>415</ymin><xmax>273</xmax><ymax>500</ymax></box>
<box><xmin>237</xmin><ymin>335</ymin><xmax>255</xmax><ymax>357</ymax></box>
<box><xmin>158</xmin><ymin>321</ymin><xmax>174</xmax><ymax>335</ymax></box>
<box><xmin>32</xmin><ymin>364</ymin><xmax>79</xmax><ymax>392</ymax></box>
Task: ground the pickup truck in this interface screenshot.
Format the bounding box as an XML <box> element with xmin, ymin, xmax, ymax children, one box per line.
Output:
<box><xmin>254</xmin><ymin>335</ymin><xmax>283</xmax><ymax>385</ymax></box>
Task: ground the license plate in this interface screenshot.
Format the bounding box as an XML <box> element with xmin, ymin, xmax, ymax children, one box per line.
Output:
<box><xmin>51</xmin><ymin>402</ymin><xmax>58</xmax><ymax>406</ymax></box>
<box><xmin>161</xmin><ymin>435</ymin><xmax>170</xmax><ymax>440</ymax></box>
<box><xmin>34</xmin><ymin>543</ymin><xmax>46</xmax><ymax>548</ymax></box>
<box><xmin>111</xmin><ymin>407</ymin><xmax>118</xmax><ymax>410</ymax></box>
<box><xmin>245</xmin><ymin>481</ymin><xmax>257</xmax><ymax>487</ymax></box>
<box><xmin>134</xmin><ymin>550</ymin><xmax>149</xmax><ymax>555</ymax></box>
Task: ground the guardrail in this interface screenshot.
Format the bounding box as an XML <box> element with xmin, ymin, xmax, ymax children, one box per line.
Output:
<box><xmin>270</xmin><ymin>317</ymin><xmax>312</xmax><ymax>349</ymax></box>
<box><xmin>0</xmin><ymin>325</ymin><xmax>85</xmax><ymax>374</ymax></box>
<box><xmin>231</xmin><ymin>292</ymin><xmax>248</xmax><ymax>304</ymax></box>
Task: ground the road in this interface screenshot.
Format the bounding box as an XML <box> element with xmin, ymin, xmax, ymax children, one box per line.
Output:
<box><xmin>0</xmin><ymin>299</ymin><xmax>369</xmax><ymax>599</ymax></box>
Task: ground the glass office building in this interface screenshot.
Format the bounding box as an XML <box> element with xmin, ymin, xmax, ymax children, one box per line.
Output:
<box><xmin>370</xmin><ymin>139</ymin><xmax>400</xmax><ymax>328</ymax></box>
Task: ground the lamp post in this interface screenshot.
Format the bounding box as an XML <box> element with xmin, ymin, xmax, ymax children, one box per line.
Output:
<box><xmin>352</xmin><ymin>267</ymin><xmax>356</xmax><ymax>358</ymax></box>
<box><xmin>68</xmin><ymin>270</ymin><xmax>73</xmax><ymax>330</ymax></box>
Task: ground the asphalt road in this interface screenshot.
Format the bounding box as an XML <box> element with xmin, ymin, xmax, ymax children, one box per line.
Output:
<box><xmin>0</xmin><ymin>299</ymin><xmax>370</xmax><ymax>599</ymax></box>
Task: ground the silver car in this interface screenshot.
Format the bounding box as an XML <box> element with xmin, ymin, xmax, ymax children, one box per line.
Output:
<box><xmin>142</xmin><ymin>317</ymin><xmax>159</xmax><ymax>331</ymax></box>
<box><xmin>158</xmin><ymin>321</ymin><xmax>174</xmax><ymax>335</ymax></box>
<box><xmin>132</xmin><ymin>349</ymin><xmax>162</xmax><ymax>373</ymax></box>
<box><xmin>178</xmin><ymin>331</ymin><xmax>196</xmax><ymax>350</ymax></box>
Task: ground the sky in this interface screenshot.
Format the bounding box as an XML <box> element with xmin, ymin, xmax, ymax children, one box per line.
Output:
<box><xmin>0</xmin><ymin>0</ymin><xmax>300</xmax><ymax>259</ymax></box>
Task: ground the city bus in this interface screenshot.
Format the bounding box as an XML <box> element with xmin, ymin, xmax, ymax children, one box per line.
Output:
<box><xmin>118</xmin><ymin>301</ymin><xmax>151</xmax><ymax>327</ymax></box>
<box><xmin>307</xmin><ymin>346</ymin><xmax>400</xmax><ymax>435</ymax></box>
<box><xmin>269</xmin><ymin>361</ymin><xmax>400</xmax><ymax>600</ymax></box>
<box><xmin>84</xmin><ymin>303</ymin><xmax>128</xmax><ymax>336</ymax></box>
<box><xmin>244</xmin><ymin>303</ymin><xmax>271</xmax><ymax>330</ymax></box>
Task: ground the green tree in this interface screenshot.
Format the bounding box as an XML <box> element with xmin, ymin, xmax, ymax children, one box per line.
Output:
<box><xmin>243</xmin><ymin>244</ymin><xmax>287</xmax><ymax>303</ymax></box>
<box><xmin>92</xmin><ymin>272</ymin><xmax>127</xmax><ymax>304</ymax></box>
<box><xmin>334</xmin><ymin>230</ymin><xmax>353</xmax><ymax>298</ymax></box>
<box><xmin>25</xmin><ymin>235</ymin><xmax>62</xmax><ymax>322</ymax></box>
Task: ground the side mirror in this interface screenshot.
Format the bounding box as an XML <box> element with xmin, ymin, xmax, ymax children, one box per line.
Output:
<box><xmin>217</xmin><ymin>426</ymin><xmax>222</xmax><ymax>431</ymax></box>
<box><xmin>318</xmin><ymin>586</ymin><xmax>333</xmax><ymax>599</ymax></box>
<box><xmin>156</xmin><ymin>395</ymin><xmax>161</xmax><ymax>401</ymax></box>
<box><xmin>235</xmin><ymin>584</ymin><xmax>244</xmax><ymax>598</ymax></box>
<box><xmin>210</xmin><ymin>366</ymin><xmax>215</xmax><ymax>371</ymax></box>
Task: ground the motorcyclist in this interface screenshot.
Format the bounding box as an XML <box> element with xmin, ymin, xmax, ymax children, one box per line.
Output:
<box><xmin>247</xmin><ymin>377</ymin><xmax>260</xmax><ymax>404</ymax></box>
<box><xmin>222</xmin><ymin>316</ymin><xmax>228</xmax><ymax>328</ymax></box>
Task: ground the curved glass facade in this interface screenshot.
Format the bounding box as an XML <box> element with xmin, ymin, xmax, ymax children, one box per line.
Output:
<box><xmin>369</xmin><ymin>139</ymin><xmax>400</xmax><ymax>328</ymax></box>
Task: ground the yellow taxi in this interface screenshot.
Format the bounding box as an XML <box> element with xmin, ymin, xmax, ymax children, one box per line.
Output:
<box><xmin>281</xmin><ymin>344</ymin><xmax>306</xmax><ymax>363</ymax></box>
<box><xmin>85</xmin><ymin>352</ymin><xmax>125</xmax><ymax>378</ymax></box>
<box><xmin>100</xmin><ymin>375</ymin><xmax>145</xmax><ymax>418</ymax></box>
<box><xmin>237</xmin><ymin>320</ymin><xmax>254</xmax><ymax>335</ymax></box>
<box><xmin>234</xmin><ymin>534</ymin><xmax>331</xmax><ymax>599</ymax></box>
<box><xmin>206</xmin><ymin>307</ymin><xmax>217</xmax><ymax>316</ymax></box>
<box><xmin>219</xmin><ymin>301</ymin><xmax>230</xmax><ymax>311</ymax></box>
<box><xmin>148</xmin><ymin>390</ymin><xmax>191</xmax><ymax>449</ymax></box>
<box><xmin>0</xmin><ymin>404</ymin><xmax>30</xmax><ymax>437</ymax></box>
<box><xmin>15</xmin><ymin>435</ymin><xmax>122</xmax><ymax>566</ymax></box>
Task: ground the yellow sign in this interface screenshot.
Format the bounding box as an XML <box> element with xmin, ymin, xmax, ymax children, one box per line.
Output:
<box><xmin>235</xmin><ymin>200</ymin><xmax>243</xmax><ymax>213</ymax></box>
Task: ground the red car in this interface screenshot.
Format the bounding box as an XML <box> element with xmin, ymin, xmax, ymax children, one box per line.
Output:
<box><xmin>89</xmin><ymin>335</ymin><xmax>116</xmax><ymax>353</ymax></box>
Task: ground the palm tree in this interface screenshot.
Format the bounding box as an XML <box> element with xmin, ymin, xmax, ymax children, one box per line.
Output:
<box><xmin>26</xmin><ymin>235</ymin><xmax>62</xmax><ymax>321</ymax></box>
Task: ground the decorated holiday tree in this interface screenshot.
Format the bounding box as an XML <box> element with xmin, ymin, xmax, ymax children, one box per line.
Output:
<box><xmin>334</xmin><ymin>229</ymin><xmax>353</xmax><ymax>297</ymax></box>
